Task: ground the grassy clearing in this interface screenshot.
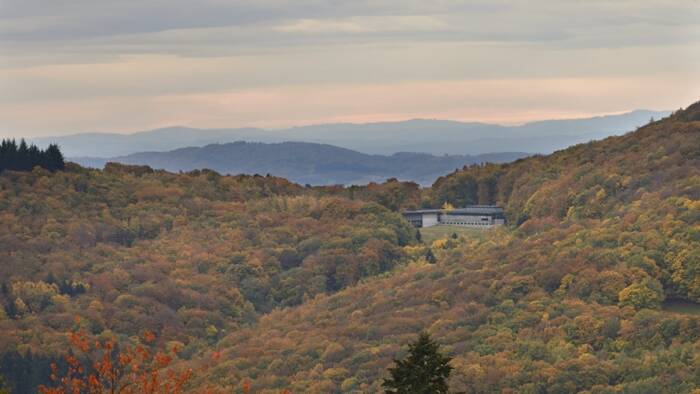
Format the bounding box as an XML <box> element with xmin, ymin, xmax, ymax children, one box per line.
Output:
<box><xmin>418</xmin><ymin>225</ymin><xmax>484</xmax><ymax>244</ymax></box>
<box><xmin>662</xmin><ymin>299</ymin><xmax>700</xmax><ymax>316</ymax></box>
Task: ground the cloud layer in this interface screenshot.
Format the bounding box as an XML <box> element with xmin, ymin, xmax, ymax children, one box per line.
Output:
<box><xmin>1</xmin><ymin>0</ymin><xmax>699</xmax><ymax>136</ymax></box>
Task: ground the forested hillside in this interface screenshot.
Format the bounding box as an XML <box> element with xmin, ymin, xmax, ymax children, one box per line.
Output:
<box><xmin>0</xmin><ymin>102</ymin><xmax>698</xmax><ymax>393</ymax></box>
<box><xmin>72</xmin><ymin>141</ymin><xmax>526</xmax><ymax>186</ymax></box>
<box><xmin>0</xmin><ymin>163</ymin><xmax>414</xmax><ymax>392</ymax></box>
<box><xmin>427</xmin><ymin>102</ymin><xmax>700</xmax><ymax>303</ymax></box>
<box><xmin>177</xmin><ymin>103</ymin><xmax>700</xmax><ymax>392</ymax></box>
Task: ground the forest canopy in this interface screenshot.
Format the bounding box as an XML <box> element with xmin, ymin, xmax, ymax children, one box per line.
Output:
<box><xmin>178</xmin><ymin>102</ymin><xmax>700</xmax><ymax>392</ymax></box>
<box><xmin>0</xmin><ymin>101</ymin><xmax>699</xmax><ymax>393</ymax></box>
<box><xmin>0</xmin><ymin>162</ymin><xmax>414</xmax><ymax>392</ymax></box>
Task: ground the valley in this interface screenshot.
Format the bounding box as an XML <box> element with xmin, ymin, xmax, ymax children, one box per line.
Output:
<box><xmin>0</xmin><ymin>102</ymin><xmax>698</xmax><ymax>393</ymax></box>
<box><xmin>3</xmin><ymin>0</ymin><xmax>697</xmax><ymax>392</ymax></box>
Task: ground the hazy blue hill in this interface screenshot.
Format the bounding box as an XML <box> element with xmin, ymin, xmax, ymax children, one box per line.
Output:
<box><xmin>32</xmin><ymin>110</ymin><xmax>669</xmax><ymax>157</ymax></box>
<box><xmin>33</xmin><ymin>127</ymin><xmax>264</xmax><ymax>158</ymax></box>
<box><xmin>71</xmin><ymin>141</ymin><xmax>528</xmax><ymax>185</ymax></box>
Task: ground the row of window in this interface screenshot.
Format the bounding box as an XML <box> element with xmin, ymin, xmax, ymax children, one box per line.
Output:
<box><xmin>440</xmin><ymin>221</ymin><xmax>493</xmax><ymax>226</ymax></box>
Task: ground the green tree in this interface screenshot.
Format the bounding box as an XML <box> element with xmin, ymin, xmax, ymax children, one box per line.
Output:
<box><xmin>415</xmin><ymin>230</ymin><xmax>422</xmax><ymax>242</ymax></box>
<box><xmin>383</xmin><ymin>332</ymin><xmax>453</xmax><ymax>394</ymax></box>
<box><xmin>618</xmin><ymin>278</ymin><xmax>665</xmax><ymax>310</ymax></box>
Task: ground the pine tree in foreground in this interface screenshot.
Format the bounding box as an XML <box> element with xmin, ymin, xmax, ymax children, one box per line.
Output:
<box><xmin>383</xmin><ymin>332</ymin><xmax>453</xmax><ymax>394</ymax></box>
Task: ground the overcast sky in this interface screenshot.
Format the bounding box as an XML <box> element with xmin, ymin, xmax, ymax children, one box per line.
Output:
<box><xmin>1</xmin><ymin>0</ymin><xmax>699</xmax><ymax>137</ymax></box>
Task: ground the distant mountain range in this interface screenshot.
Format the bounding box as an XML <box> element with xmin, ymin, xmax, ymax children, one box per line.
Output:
<box><xmin>32</xmin><ymin>110</ymin><xmax>669</xmax><ymax>158</ymax></box>
<box><xmin>72</xmin><ymin>142</ymin><xmax>527</xmax><ymax>185</ymax></box>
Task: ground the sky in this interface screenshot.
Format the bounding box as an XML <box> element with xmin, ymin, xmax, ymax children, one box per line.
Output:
<box><xmin>1</xmin><ymin>0</ymin><xmax>699</xmax><ymax>137</ymax></box>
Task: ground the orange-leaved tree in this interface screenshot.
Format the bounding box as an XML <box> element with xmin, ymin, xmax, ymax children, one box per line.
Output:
<box><xmin>39</xmin><ymin>318</ymin><xmax>193</xmax><ymax>394</ymax></box>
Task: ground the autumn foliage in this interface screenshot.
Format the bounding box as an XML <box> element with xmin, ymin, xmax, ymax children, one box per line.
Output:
<box><xmin>0</xmin><ymin>164</ymin><xmax>414</xmax><ymax>391</ymax></box>
<box><xmin>39</xmin><ymin>320</ymin><xmax>192</xmax><ymax>394</ymax></box>
<box><xmin>171</xmin><ymin>103</ymin><xmax>700</xmax><ymax>392</ymax></box>
<box><xmin>0</xmin><ymin>102</ymin><xmax>699</xmax><ymax>392</ymax></box>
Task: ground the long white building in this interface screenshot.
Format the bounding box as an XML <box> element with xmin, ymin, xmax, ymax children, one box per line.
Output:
<box><xmin>402</xmin><ymin>206</ymin><xmax>506</xmax><ymax>229</ymax></box>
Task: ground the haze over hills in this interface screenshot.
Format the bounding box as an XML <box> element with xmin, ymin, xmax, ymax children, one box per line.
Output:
<box><xmin>72</xmin><ymin>142</ymin><xmax>528</xmax><ymax>185</ymax></box>
<box><xmin>2</xmin><ymin>102</ymin><xmax>696</xmax><ymax>393</ymax></box>
<box><xmin>31</xmin><ymin>110</ymin><xmax>669</xmax><ymax>158</ymax></box>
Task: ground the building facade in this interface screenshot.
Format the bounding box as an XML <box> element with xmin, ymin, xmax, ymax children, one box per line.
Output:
<box><xmin>402</xmin><ymin>206</ymin><xmax>506</xmax><ymax>229</ymax></box>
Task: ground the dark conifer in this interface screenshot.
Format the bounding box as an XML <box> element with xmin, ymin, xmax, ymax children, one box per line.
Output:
<box><xmin>0</xmin><ymin>139</ymin><xmax>17</xmax><ymax>172</ymax></box>
<box><xmin>425</xmin><ymin>249</ymin><xmax>437</xmax><ymax>264</ymax></box>
<box><xmin>27</xmin><ymin>144</ymin><xmax>41</xmax><ymax>170</ymax></box>
<box><xmin>415</xmin><ymin>229</ymin><xmax>422</xmax><ymax>242</ymax></box>
<box><xmin>44</xmin><ymin>144</ymin><xmax>65</xmax><ymax>171</ymax></box>
<box><xmin>17</xmin><ymin>139</ymin><xmax>29</xmax><ymax>170</ymax></box>
<box><xmin>383</xmin><ymin>332</ymin><xmax>453</xmax><ymax>394</ymax></box>
<box><xmin>0</xmin><ymin>139</ymin><xmax>65</xmax><ymax>173</ymax></box>
<box><xmin>74</xmin><ymin>282</ymin><xmax>87</xmax><ymax>295</ymax></box>
<box><xmin>4</xmin><ymin>301</ymin><xmax>16</xmax><ymax>319</ymax></box>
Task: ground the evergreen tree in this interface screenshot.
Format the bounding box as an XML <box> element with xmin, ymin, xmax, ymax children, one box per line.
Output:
<box><xmin>425</xmin><ymin>249</ymin><xmax>437</xmax><ymax>264</ymax></box>
<box><xmin>0</xmin><ymin>139</ymin><xmax>65</xmax><ymax>173</ymax></box>
<box><xmin>451</xmin><ymin>232</ymin><xmax>458</xmax><ymax>239</ymax></box>
<box><xmin>44</xmin><ymin>144</ymin><xmax>65</xmax><ymax>171</ymax></box>
<box><xmin>27</xmin><ymin>144</ymin><xmax>41</xmax><ymax>170</ymax></box>
<box><xmin>415</xmin><ymin>229</ymin><xmax>422</xmax><ymax>242</ymax></box>
<box><xmin>3</xmin><ymin>300</ymin><xmax>16</xmax><ymax>319</ymax></box>
<box><xmin>0</xmin><ymin>350</ymin><xmax>57</xmax><ymax>394</ymax></box>
<box><xmin>0</xmin><ymin>139</ymin><xmax>17</xmax><ymax>172</ymax></box>
<box><xmin>383</xmin><ymin>332</ymin><xmax>453</xmax><ymax>394</ymax></box>
<box><xmin>17</xmin><ymin>139</ymin><xmax>29</xmax><ymax>170</ymax></box>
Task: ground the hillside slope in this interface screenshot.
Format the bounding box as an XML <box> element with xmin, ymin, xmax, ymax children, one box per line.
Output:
<box><xmin>71</xmin><ymin>141</ymin><xmax>527</xmax><ymax>185</ymax></box>
<box><xmin>0</xmin><ymin>163</ymin><xmax>416</xmax><ymax>393</ymax></box>
<box><xmin>428</xmin><ymin>102</ymin><xmax>700</xmax><ymax>302</ymax></box>
<box><xmin>2</xmin><ymin>103</ymin><xmax>696</xmax><ymax>393</ymax></box>
<box><xmin>183</xmin><ymin>103</ymin><xmax>700</xmax><ymax>392</ymax></box>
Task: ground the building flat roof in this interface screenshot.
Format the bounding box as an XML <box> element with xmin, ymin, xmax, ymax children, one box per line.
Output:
<box><xmin>403</xmin><ymin>205</ymin><xmax>505</xmax><ymax>215</ymax></box>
